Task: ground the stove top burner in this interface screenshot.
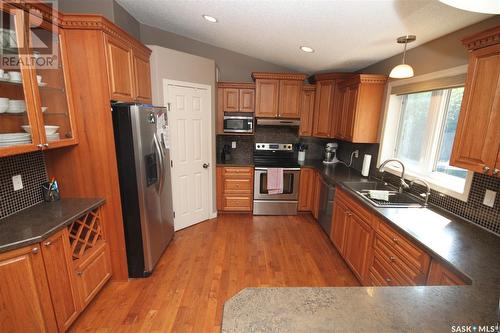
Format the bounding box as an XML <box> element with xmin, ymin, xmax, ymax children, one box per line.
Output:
<box><xmin>253</xmin><ymin>142</ymin><xmax>299</xmax><ymax>168</ymax></box>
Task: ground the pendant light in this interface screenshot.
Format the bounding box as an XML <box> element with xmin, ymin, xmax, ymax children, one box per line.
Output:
<box><xmin>389</xmin><ymin>35</ymin><xmax>416</xmax><ymax>79</ymax></box>
<box><xmin>439</xmin><ymin>0</ymin><xmax>500</xmax><ymax>14</ymax></box>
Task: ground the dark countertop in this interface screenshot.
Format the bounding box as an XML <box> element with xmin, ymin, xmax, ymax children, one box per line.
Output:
<box><xmin>216</xmin><ymin>156</ymin><xmax>254</xmax><ymax>167</ymax></box>
<box><xmin>222</xmin><ymin>159</ymin><xmax>500</xmax><ymax>332</ymax></box>
<box><xmin>0</xmin><ymin>198</ymin><xmax>105</xmax><ymax>253</ymax></box>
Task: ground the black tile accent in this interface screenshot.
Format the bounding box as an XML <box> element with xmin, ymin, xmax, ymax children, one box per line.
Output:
<box><xmin>0</xmin><ymin>151</ymin><xmax>48</xmax><ymax>219</ymax></box>
<box><xmin>381</xmin><ymin>171</ymin><xmax>500</xmax><ymax>236</ymax></box>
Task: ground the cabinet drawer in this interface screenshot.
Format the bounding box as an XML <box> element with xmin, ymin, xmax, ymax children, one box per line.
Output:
<box><xmin>373</xmin><ymin>236</ymin><xmax>427</xmax><ymax>285</ymax></box>
<box><xmin>223</xmin><ymin>195</ymin><xmax>253</xmax><ymax>211</ymax></box>
<box><xmin>336</xmin><ymin>189</ymin><xmax>372</xmax><ymax>225</ymax></box>
<box><xmin>375</xmin><ymin>218</ymin><xmax>430</xmax><ymax>274</ymax></box>
<box><xmin>369</xmin><ymin>252</ymin><xmax>399</xmax><ymax>286</ymax></box>
<box><xmin>224</xmin><ymin>178</ymin><xmax>252</xmax><ymax>193</ymax></box>
<box><xmin>75</xmin><ymin>242</ymin><xmax>112</xmax><ymax>307</ymax></box>
<box><xmin>223</xmin><ymin>167</ymin><xmax>253</xmax><ymax>178</ymax></box>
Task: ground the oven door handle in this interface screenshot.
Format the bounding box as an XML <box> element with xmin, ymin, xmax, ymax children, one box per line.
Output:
<box><xmin>255</xmin><ymin>167</ymin><xmax>301</xmax><ymax>171</ymax></box>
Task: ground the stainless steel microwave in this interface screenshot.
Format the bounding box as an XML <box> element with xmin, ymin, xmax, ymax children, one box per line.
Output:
<box><xmin>224</xmin><ymin>115</ymin><xmax>253</xmax><ymax>133</ymax></box>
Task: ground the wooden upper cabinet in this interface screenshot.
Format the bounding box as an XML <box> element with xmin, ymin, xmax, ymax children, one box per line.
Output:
<box><xmin>312</xmin><ymin>80</ymin><xmax>335</xmax><ymax>137</ymax></box>
<box><xmin>0</xmin><ymin>245</ymin><xmax>58</xmax><ymax>333</ymax></box>
<box><xmin>278</xmin><ymin>80</ymin><xmax>303</xmax><ymax>118</ymax></box>
<box><xmin>105</xmin><ymin>34</ymin><xmax>152</xmax><ymax>103</ymax></box>
<box><xmin>450</xmin><ymin>26</ymin><xmax>500</xmax><ymax>176</ymax></box>
<box><xmin>253</xmin><ymin>72</ymin><xmax>307</xmax><ymax>118</ymax></box>
<box><xmin>41</xmin><ymin>229</ymin><xmax>80</xmax><ymax>332</ymax></box>
<box><xmin>105</xmin><ymin>35</ymin><xmax>135</xmax><ymax>101</ymax></box>
<box><xmin>132</xmin><ymin>50</ymin><xmax>152</xmax><ymax>103</ymax></box>
<box><xmin>255</xmin><ymin>78</ymin><xmax>280</xmax><ymax>117</ymax></box>
<box><xmin>223</xmin><ymin>88</ymin><xmax>239</xmax><ymax>112</ymax></box>
<box><xmin>299</xmin><ymin>86</ymin><xmax>315</xmax><ymax>136</ymax></box>
<box><xmin>336</xmin><ymin>74</ymin><xmax>387</xmax><ymax>143</ymax></box>
<box><xmin>239</xmin><ymin>89</ymin><xmax>255</xmax><ymax>112</ymax></box>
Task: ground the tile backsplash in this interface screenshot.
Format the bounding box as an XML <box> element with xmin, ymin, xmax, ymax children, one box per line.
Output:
<box><xmin>217</xmin><ymin>132</ymin><xmax>500</xmax><ymax>236</ymax></box>
<box><xmin>0</xmin><ymin>151</ymin><xmax>48</xmax><ymax>219</ymax></box>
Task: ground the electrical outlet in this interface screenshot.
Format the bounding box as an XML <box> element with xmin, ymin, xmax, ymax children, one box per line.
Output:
<box><xmin>353</xmin><ymin>150</ymin><xmax>359</xmax><ymax>158</ymax></box>
<box><xmin>231</xmin><ymin>141</ymin><xmax>237</xmax><ymax>149</ymax></box>
<box><xmin>483</xmin><ymin>189</ymin><xmax>496</xmax><ymax>208</ymax></box>
<box><xmin>12</xmin><ymin>175</ymin><xmax>23</xmax><ymax>191</ymax></box>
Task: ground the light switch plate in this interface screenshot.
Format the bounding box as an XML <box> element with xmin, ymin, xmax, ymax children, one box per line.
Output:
<box><xmin>12</xmin><ymin>175</ymin><xmax>23</xmax><ymax>191</ymax></box>
<box><xmin>483</xmin><ymin>189</ymin><xmax>496</xmax><ymax>208</ymax></box>
<box><xmin>231</xmin><ymin>141</ymin><xmax>237</xmax><ymax>149</ymax></box>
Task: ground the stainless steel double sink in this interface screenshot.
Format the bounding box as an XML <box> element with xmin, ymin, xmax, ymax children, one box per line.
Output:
<box><xmin>343</xmin><ymin>180</ymin><xmax>424</xmax><ymax>208</ymax></box>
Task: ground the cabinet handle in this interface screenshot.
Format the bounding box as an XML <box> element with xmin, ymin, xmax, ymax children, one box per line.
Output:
<box><xmin>43</xmin><ymin>143</ymin><xmax>49</xmax><ymax>147</ymax></box>
<box><xmin>36</xmin><ymin>144</ymin><xmax>43</xmax><ymax>149</ymax></box>
<box><xmin>483</xmin><ymin>166</ymin><xmax>490</xmax><ymax>174</ymax></box>
<box><xmin>389</xmin><ymin>256</ymin><xmax>396</xmax><ymax>262</ymax></box>
<box><xmin>385</xmin><ymin>278</ymin><xmax>392</xmax><ymax>282</ymax></box>
<box><xmin>44</xmin><ymin>241</ymin><xmax>52</xmax><ymax>246</ymax></box>
<box><xmin>76</xmin><ymin>271</ymin><xmax>83</xmax><ymax>276</ymax></box>
<box><xmin>493</xmin><ymin>168</ymin><xmax>499</xmax><ymax>175</ymax></box>
<box><xmin>32</xmin><ymin>247</ymin><xmax>39</xmax><ymax>254</ymax></box>
<box><xmin>392</xmin><ymin>237</ymin><xmax>398</xmax><ymax>243</ymax></box>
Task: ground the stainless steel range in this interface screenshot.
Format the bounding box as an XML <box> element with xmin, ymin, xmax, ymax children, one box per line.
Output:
<box><xmin>253</xmin><ymin>143</ymin><xmax>300</xmax><ymax>215</ymax></box>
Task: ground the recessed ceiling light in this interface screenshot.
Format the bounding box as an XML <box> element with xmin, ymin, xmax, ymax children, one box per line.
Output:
<box><xmin>300</xmin><ymin>46</ymin><xmax>314</xmax><ymax>53</ymax></box>
<box><xmin>202</xmin><ymin>15</ymin><xmax>218</xmax><ymax>23</ymax></box>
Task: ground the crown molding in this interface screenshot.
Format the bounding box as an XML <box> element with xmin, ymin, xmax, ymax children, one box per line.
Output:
<box><xmin>251</xmin><ymin>72</ymin><xmax>307</xmax><ymax>81</ymax></box>
<box><xmin>462</xmin><ymin>25</ymin><xmax>500</xmax><ymax>51</ymax></box>
<box><xmin>217</xmin><ymin>82</ymin><xmax>256</xmax><ymax>89</ymax></box>
<box><xmin>309</xmin><ymin>72</ymin><xmax>353</xmax><ymax>82</ymax></box>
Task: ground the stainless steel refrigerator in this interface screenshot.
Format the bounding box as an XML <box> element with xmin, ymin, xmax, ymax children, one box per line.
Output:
<box><xmin>112</xmin><ymin>104</ymin><xmax>174</xmax><ymax>278</ymax></box>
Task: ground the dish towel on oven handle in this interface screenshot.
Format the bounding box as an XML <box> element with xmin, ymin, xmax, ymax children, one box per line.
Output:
<box><xmin>267</xmin><ymin>168</ymin><xmax>284</xmax><ymax>195</ymax></box>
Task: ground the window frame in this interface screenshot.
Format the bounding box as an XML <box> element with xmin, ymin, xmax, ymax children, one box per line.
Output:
<box><xmin>378</xmin><ymin>65</ymin><xmax>472</xmax><ymax>202</ymax></box>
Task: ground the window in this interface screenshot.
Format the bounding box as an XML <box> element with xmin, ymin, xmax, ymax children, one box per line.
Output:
<box><xmin>380</xmin><ymin>67</ymin><xmax>472</xmax><ymax>201</ymax></box>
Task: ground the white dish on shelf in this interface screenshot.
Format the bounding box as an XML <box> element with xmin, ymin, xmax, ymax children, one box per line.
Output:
<box><xmin>6</xmin><ymin>107</ymin><xmax>25</xmax><ymax>113</ymax></box>
<box><xmin>0</xmin><ymin>141</ymin><xmax>31</xmax><ymax>147</ymax></box>
<box><xmin>41</xmin><ymin>106</ymin><xmax>48</xmax><ymax>113</ymax></box>
<box><xmin>0</xmin><ymin>133</ymin><xmax>30</xmax><ymax>138</ymax></box>
<box><xmin>21</xmin><ymin>125</ymin><xmax>59</xmax><ymax>135</ymax></box>
<box><xmin>0</xmin><ymin>105</ymin><xmax>8</xmax><ymax>113</ymax></box>
<box><xmin>38</xmin><ymin>82</ymin><xmax>47</xmax><ymax>87</ymax></box>
<box><xmin>46</xmin><ymin>133</ymin><xmax>60</xmax><ymax>142</ymax></box>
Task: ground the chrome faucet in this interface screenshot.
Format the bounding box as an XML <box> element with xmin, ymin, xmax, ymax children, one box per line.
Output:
<box><xmin>410</xmin><ymin>178</ymin><xmax>431</xmax><ymax>207</ymax></box>
<box><xmin>378</xmin><ymin>159</ymin><xmax>409</xmax><ymax>193</ymax></box>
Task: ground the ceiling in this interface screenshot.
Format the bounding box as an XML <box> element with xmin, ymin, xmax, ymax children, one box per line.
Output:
<box><xmin>116</xmin><ymin>0</ymin><xmax>490</xmax><ymax>73</ymax></box>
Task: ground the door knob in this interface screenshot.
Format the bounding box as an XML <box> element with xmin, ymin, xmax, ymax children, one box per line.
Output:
<box><xmin>483</xmin><ymin>166</ymin><xmax>490</xmax><ymax>174</ymax></box>
<box><xmin>493</xmin><ymin>168</ymin><xmax>499</xmax><ymax>175</ymax></box>
<box><xmin>203</xmin><ymin>163</ymin><xmax>210</xmax><ymax>169</ymax></box>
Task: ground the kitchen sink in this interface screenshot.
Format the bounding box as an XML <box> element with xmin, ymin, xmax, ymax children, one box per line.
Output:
<box><xmin>342</xmin><ymin>181</ymin><xmax>424</xmax><ymax>208</ymax></box>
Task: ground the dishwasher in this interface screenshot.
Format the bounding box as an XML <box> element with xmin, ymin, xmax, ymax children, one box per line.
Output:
<box><xmin>317</xmin><ymin>175</ymin><xmax>336</xmax><ymax>235</ymax></box>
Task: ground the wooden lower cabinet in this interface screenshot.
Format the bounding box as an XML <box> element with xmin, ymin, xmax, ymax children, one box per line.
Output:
<box><xmin>330</xmin><ymin>197</ymin><xmax>349</xmax><ymax>255</ymax></box>
<box><xmin>298</xmin><ymin>168</ymin><xmax>315</xmax><ymax>211</ymax></box>
<box><xmin>342</xmin><ymin>205</ymin><xmax>373</xmax><ymax>284</ymax></box>
<box><xmin>217</xmin><ymin>166</ymin><xmax>254</xmax><ymax>212</ymax></box>
<box><xmin>312</xmin><ymin>171</ymin><xmax>322</xmax><ymax>219</ymax></box>
<box><xmin>0</xmin><ymin>245</ymin><xmax>58</xmax><ymax>333</ymax></box>
<box><xmin>334</xmin><ymin>188</ymin><xmax>467</xmax><ymax>287</ymax></box>
<box><xmin>0</xmin><ymin>207</ymin><xmax>112</xmax><ymax>332</ymax></box>
<box><xmin>41</xmin><ymin>229</ymin><xmax>80</xmax><ymax>332</ymax></box>
<box><xmin>427</xmin><ymin>260</ymin><xmax>468</xmax><ymax>286</ymax></box>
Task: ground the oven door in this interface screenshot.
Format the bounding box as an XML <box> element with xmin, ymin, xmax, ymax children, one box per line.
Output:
<box><xmin>254</xmin><ymin>168</ymin><xmax>300</xmax><ymax>200</ymax></box>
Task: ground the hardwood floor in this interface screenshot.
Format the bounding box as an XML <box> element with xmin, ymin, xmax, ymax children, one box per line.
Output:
<box><xmin>69</xmin><ymin>213</ymin><xmax>359</xmax><ymax>333</ymax></box>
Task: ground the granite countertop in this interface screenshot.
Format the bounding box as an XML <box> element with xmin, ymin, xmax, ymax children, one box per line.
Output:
<box><xmin>216</xmin><ymin>156</ymin><xmax>254</xmax><ymax>167</ymax></box>
<box><xmin>0</xmin><ymin>198</ymin><xmax>105</xmax><ymax>253</ymax></box>
<box><xmin>222</xmin><ymin>160</ymin><xmax>500</xmax><ymax>332</ymax></box>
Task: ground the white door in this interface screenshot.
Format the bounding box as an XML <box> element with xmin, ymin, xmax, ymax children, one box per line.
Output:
<box><xmin>164</xmin><ymin>81</ymin><xmax>212</xmax><ymax>230</ymax></box>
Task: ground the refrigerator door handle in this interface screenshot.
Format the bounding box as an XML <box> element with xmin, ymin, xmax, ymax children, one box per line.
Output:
<box><xmin>153</xmin><ymin>133</ymin><xmax>164</xmax><ymax>194</ymax></box>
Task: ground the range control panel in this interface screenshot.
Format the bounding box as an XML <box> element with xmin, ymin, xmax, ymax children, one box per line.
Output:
<box><xmin>255</xmin><ymin>143</ymin><xmax>294</xmax><ymax>151</ymax></box>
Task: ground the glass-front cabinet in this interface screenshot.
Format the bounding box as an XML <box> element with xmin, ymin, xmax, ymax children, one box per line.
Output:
<box><xmin>0</xmin><ymin>3</ymin><xmax>77</xmax><ymax>157</ymax></box>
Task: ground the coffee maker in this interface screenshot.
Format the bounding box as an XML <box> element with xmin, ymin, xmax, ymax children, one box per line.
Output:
<box><xmin>323</xmin><ymin>142</ymin><xmax>339</xmax><ymax>164</ymax></box>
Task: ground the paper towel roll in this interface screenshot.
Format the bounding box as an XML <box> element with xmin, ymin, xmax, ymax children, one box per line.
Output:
<box><xmin>362</xmin><ymin>154</ymin><xmax>371</xmax><ymax>177</ymax></box>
